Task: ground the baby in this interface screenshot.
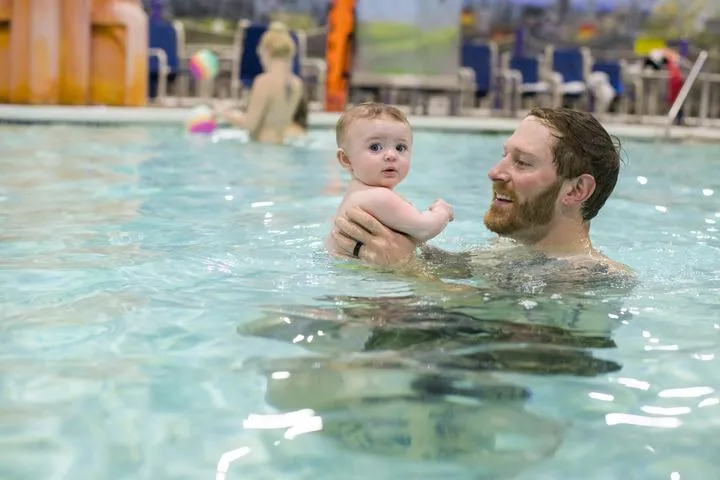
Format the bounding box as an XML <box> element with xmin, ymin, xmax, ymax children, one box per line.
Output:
<box><xmin>326</xmin><ymin>102</ymin><xmax>454</xmax><ymax>255</ymax></box>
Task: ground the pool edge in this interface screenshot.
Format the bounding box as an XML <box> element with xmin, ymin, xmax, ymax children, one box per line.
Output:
<box><xmin>2</xmin><ymin>105</ymin><xmax>720</xmax><ymax>142</ymax></box>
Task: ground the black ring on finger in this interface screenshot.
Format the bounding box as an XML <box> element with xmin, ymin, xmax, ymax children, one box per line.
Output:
<box><xmin>353</xmin><ymin>241</ymin><xmax>363</xmax><ymax>258</ymax></box>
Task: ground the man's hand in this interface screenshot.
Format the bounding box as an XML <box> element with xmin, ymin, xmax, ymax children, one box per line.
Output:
<box><xmin>331</xmin><ymin>206</ymin><xmax>418</xmax><ymax>267</ymax></box>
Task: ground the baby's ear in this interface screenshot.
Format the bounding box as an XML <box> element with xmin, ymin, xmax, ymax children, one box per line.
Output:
<box><xmin>336</xmin><ymin>148</ymin><xmax>352</xmax><ymax>170</ymax></box>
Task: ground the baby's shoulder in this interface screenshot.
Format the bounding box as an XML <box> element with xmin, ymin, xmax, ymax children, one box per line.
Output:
<box><xmin>347</xmin><ymin>186</ymin><xmax>397</xmax><ymax>199</ymax></box>
<box><xmin>341</xmin><ymin>187</ymin><xmax>403</xmax><ymax>208</ymax></box>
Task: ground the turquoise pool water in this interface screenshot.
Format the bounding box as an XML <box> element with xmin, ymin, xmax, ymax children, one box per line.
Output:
<box><xmin>1</xmin><ymin>123</ymin><xmax>719</xmax><ymax>479</ymax></box>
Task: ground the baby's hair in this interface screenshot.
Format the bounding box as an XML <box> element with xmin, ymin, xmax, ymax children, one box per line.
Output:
<box><xmin>335</xmin><ymin>102</ymin><xmax>411</xmax><ymax>146</ymax></box>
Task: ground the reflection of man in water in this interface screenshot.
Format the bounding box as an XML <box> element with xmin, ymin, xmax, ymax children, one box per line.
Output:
<box><xmin>254</xmin><ymin>352</ymin><xmax>565</xmax><ymax>476</ymax></box>
<box><xmin>241</xmin><ymin>291</ymin><xmax>626</xmax><ymax>476</ymax></box>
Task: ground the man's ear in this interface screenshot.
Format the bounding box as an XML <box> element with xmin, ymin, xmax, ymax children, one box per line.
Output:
<box><xmin>336</xmin><ymin>148</ymin><xmax>352</xmax><ymax>170</ymax></box>
<box><xmin>562</xmin><ymin>173</ymin><xmax>596</xmax><ymax>206</ymax></box>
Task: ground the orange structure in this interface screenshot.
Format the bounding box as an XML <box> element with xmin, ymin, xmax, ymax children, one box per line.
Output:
<box><xmin>324</xmin><ymin>0</ymin><xmax>355</xmax><ymax>112</ymax></box>
<box><xmin>0</xmin><ymin>0</ymin><xmax>148</xmax><ymax>106</ymax></box>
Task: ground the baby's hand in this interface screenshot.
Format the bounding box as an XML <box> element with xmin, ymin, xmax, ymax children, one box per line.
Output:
<box><xmin>429</xmin><ymin>198</ymin><xmax>454</xmax><ymax>222</ymax></box>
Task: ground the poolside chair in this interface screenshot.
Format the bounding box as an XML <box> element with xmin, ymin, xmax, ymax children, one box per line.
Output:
<box><xmin>461</xmin><ymin>41</ymin><xmax>524</xmax><ymax>115</ymax></box>
<box><xmin>591</xmin><ymin>59</ymin><xmax>626</xmax><ymax>114</ymax></box>
<box><xmin>544</xmin><ymin>45</ymin><xmax>592</xmax><ymax>107</ymax></box>
<box><xmin>500</xmin><ymin>52</ymin><xmax>561</xmax><ymax>109</ymax></box>
<box><xmin>148</xmin><ymin>19</ymin><xmax>186</xmax><ymax>104</ymax></box>
<box><xmin>460</xmin><ymin>41</ymin><xmax>496</xmax><ymax>109</ymax></box>
<box><xmin>229</xmin><ymin>20</ymin><xmax>325</xmax><ymax>106</ymax></box>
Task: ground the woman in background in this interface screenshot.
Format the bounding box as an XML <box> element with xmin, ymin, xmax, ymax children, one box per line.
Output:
<box><xmin>219</xmin><ymin>22</ymin><xmax>305</xmax><ymax>144</ymax></box>
<box><xmin>288</xmin><ymin>93</ymin><xmax>308</xmax><ymax>138</ymax></box>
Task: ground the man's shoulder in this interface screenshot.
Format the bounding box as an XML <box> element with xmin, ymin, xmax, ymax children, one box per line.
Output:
<box><xmin>570</xmin><ymin>252</ymin><xmax>632</xmax><ymax>273</ymax></box>
<box><xmin>559</xmin><ymin>253</ymin><xmax>637</xmax><ymax>288</ymax></box>
<box><xmin>484</xmin><ymin>248</ymin><xmax>636</xmax><ymax>291</ymax></box>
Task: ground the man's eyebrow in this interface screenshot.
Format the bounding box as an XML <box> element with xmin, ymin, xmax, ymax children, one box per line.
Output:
<box><xmin>504</xmin><ymin>142</ymin><xmax>536</xmax><ymax>157</ymax></box>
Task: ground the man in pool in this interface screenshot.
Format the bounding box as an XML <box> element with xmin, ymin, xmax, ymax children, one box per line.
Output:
<box><xmin>329</xmin><ymin>107</ymin><xmax>635</xmax><ymax>286</ymax></box>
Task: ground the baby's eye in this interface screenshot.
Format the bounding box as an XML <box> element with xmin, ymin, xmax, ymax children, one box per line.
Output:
<box><xmin>369</xmin><ymin>143</ymin><xmax>382</xmax><ymax>152</ymax></box>
<box><xmin>396</xmin><ymin>144</ymin><xmax>407</xmax><ymax>153</ymax></box>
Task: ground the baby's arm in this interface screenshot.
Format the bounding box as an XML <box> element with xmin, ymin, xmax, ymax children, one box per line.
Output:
<box><xmin>353</xmin><ymin>188</ymin><xmax>453</xmax><ymax>241</ymax></box>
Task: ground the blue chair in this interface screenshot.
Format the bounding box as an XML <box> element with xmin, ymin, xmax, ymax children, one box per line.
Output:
<box><xmin>590</xmin><ymin>59</ymin><xmax>627</xmax><ymax>114</ymax></box>
<box><xmin>148</xmin><ymin>19</ymin><xmax>184</xmax><ymax>100</ymax></box>
<box><xmin>592</xmin><ymin>60</ymin><xmax>623</xmax><ymax>96</ymax></box>
<box><xmin>501</xmin><ymin>53</ymin><xmax>560</xmax><ymax>108</ymax></box>
<box><xmin>460</xmin><ymin>42</ymin><xmax>496</xmax><ymax>106</ymax></box>
<box><xmin>510</xmin><ymin>56</ymin><xmax>541</xmax><ymax>89</ymax></box>
<box><xmin>546</xmin><ymin>46</ymin><xmax>589</xmax><ymax>98</ymax></box>
<box><xmin>231</xmin><ymin>21</ymin><xmax>304</xmax><ymax>99</ymax></box>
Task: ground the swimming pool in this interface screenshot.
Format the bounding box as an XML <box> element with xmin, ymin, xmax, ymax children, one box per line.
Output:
<box><xmin>1</xmin><ymin>122</ymin><xmax>719</xmax><ymax>479</ymax></box>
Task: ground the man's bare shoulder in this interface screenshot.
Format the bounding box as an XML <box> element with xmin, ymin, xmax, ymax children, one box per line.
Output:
<box><xmin>569</xmin><ymin>251</ymin><xmax>633</xmax><ymax>274</ymax></box>
<box><xmin>557</xmin><ymin>251</ymin><xmax>637</xmax><ymax>288</ymax></box>
<box><xmin>468</xmin><ymin>243</ymin><xmax>636</xmax><ymax>292</ymax></box>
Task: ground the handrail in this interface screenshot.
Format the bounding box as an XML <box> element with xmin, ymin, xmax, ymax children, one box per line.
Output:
<box><xmin>665</xmin><ymin>50</ymin><xmax>708</xmax><ymax>136</ymax></box>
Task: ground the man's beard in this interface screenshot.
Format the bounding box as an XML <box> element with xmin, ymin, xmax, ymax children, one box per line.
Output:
<box><xmin>483</xmin><ymin>180</ymin><xmax>563</xmax><ymax>236</ymax></box>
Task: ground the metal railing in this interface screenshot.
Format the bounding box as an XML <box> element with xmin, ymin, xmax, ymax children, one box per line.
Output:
<box><xmin>665</xmin><ymin>50</ymin><xmax>709</xmax><ymax>136</ymax></box>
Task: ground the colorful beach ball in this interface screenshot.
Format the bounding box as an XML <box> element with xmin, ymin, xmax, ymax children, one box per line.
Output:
<box><xmin>186</xmin><ymin>105</ymin><xmax>217</xmax><ymax>134</ymax></box>
<box><xmin>189</xmin><ymin>49</ymin><xmax>219</xmax><ymax>81</ymax></box>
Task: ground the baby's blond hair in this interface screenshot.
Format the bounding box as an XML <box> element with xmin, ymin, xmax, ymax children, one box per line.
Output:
<box><xmin>258</xmin><ymin>22</ymin><xmax>296</xmax><ymax>59</ymax></box>
<box><xmin>335</xmin><ymin>102</ymin><xmax>411</xmax><ymax>147</ymax></box>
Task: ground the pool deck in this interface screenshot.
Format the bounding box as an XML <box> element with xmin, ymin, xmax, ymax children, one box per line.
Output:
<box><xmin>2</xmin><ymin>104</ymin><xmax>720</xmax><ymax>142</ymax></box>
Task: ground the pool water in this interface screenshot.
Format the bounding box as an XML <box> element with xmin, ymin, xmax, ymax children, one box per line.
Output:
<box><xmin>1</xmin><ymin>123</ymin><xmax>719</xmax><ymax>480</ymax></box>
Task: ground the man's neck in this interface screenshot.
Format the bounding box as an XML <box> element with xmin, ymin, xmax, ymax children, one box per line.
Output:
<box><xmin>515</xmin><ymin>219</ymin><xmax>593</xmax><ymax>258</ymax></box>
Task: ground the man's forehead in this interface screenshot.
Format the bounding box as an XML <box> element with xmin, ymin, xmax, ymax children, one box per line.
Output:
<box><xmin>505</xmin><ymin>116</ymin><xmax>555</xmax><ymax>158</ymax></box>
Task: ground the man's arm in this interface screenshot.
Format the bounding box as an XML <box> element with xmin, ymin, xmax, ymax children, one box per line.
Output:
<box><xmin>418</xmin><ymin>244</ymin><xmax>473</xmax><ymax>278</ymax></box>
<box><xmin>353</xmin><ymin>189</ymin><xmax>451</xmax><ymax>241</ymax></box>
<box><xmin>331</xmin><ymin>206</ymin><xmax>472</xmax><ymax>278</ymax></box>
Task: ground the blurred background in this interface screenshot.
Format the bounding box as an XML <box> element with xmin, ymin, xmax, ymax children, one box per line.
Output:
<box><xmin>5</xmin><ymin>1</ymin><xmax>720</xmax><ymax>123</ymax></box>
<box><xmin>141</xmin><ymin>0</ymin><xmax>720</xmax><ymax>61</ymax></box>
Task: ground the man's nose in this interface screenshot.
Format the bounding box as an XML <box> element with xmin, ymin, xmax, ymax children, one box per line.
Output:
<box><xmin>488</xmin><ymin>159</ymin><xmax>510</xmax><ymax>182</ymax></box>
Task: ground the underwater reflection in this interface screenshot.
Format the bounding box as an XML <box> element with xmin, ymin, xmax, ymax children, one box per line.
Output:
<box><xmin>239</xmin><ymin>291</ymin><xmax>629</xmax><ymax>476</ymax></box>
<box><xmin>241</xmin><ymin>292</ymin><xmax>629</xmax><ymax>374</ymax></box>
<box><xmin>245</xmin><ymin>354</ymin><xmax>563</xmax><ymax>477</ymax></box>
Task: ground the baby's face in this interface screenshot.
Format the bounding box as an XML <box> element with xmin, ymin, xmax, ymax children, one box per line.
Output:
<box><xmin>341</xmin><ymin>117</ymin><xmax>412</xmax><ymax>189</ymax></box>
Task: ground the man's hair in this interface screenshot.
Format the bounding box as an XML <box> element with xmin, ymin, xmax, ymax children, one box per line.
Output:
<box><xmin>528</xmin><ymin>107</ymin><xmax>623</xmax><ymax>221</ymax></box>
<box><xmin>335</xmin><ymin>102</ymin><xmax>411</xmax><ymax>146</ymax></box>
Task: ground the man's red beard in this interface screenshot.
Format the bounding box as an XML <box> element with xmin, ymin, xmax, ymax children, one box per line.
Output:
<box><xmin>483</xmin><ymin>180</ymin><xmax>563</xmax><ymax>236</ymax></box>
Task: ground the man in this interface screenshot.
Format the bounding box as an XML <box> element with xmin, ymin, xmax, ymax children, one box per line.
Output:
<box><xmin>329</xmin><ymin>107</ymin><xmax>634</xmax><ymax>289</ymax></box>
